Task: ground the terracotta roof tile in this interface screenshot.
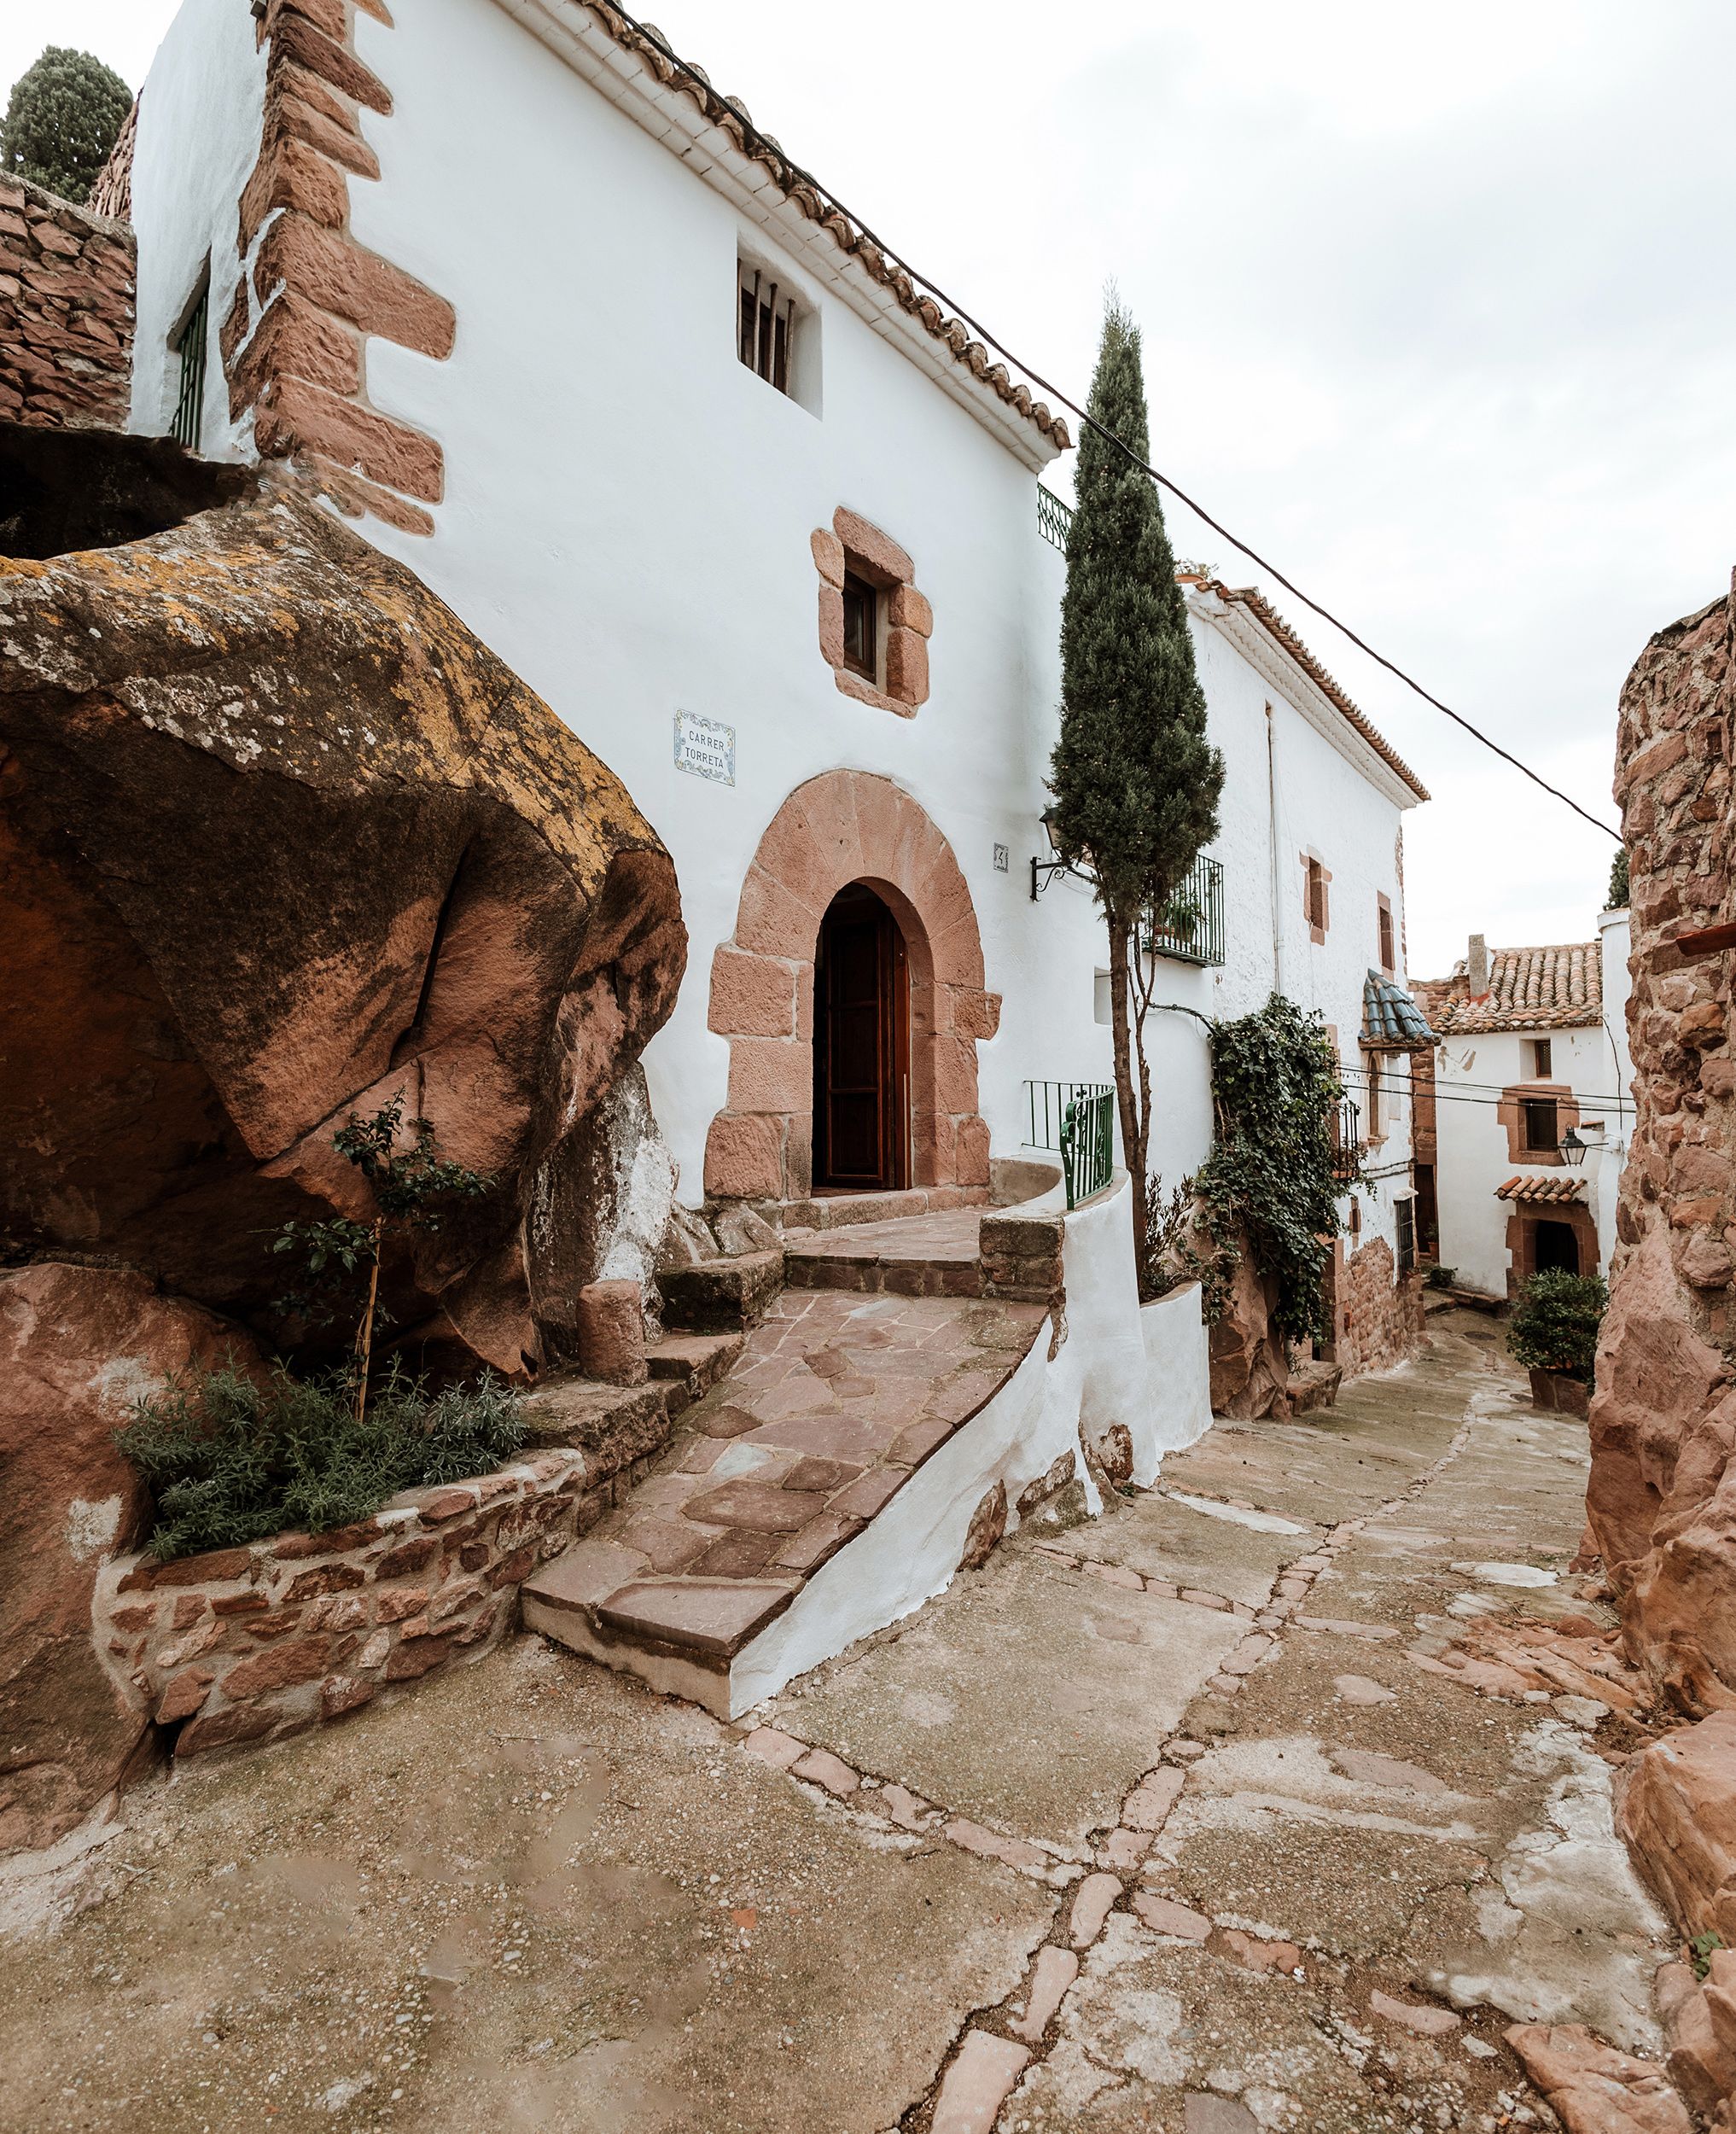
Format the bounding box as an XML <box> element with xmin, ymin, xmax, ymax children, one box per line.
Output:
<box><xmin>1494</xmin><ymin>1175</ymin><xmax>1586</xmax><ymax>1204</ymax></box>
<box><xmin>1182</xmin><ymin>577</ymin><xmax>1429</xmax><ymax>801</ymax></box>
<box><xmin>588</xmin><ymin>11</ymin><xmax>1069</xmax><ymax>452</ymax></box>
<box><xmin>1419</xmin><ymin>942</ymin><xmax>1601</xmax><ymax>1035</ymax></box>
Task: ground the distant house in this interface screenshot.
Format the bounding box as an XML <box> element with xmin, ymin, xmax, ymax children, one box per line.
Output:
<box><xmin>1414</xmin><ymin>912</ymin><xmax>1633</xmax><ymax>1297</ymax></box>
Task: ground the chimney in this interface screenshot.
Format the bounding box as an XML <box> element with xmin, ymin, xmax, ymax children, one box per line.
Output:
<box><xmin>1467</xmin><ymin>933</ymin><xmax>1489</xmax><ymax>999</ymax></box>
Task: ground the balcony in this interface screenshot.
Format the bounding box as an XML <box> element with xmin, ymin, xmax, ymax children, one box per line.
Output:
<box><xmin>1024</xmin><ymin>1079</ymin><xmax>1115</xmax><ymax>1208</ymax></box>
<box><xmin>1037</xmin><ymin>486</ymin><xmax>1073</xmax><ymax>551</ymax></box>
<box><xmin>1329</xmin><ymin>1094</ymin><xmax>1361</xmax><ymax>1184</ymax></box>
<box><xmin>1142</xmin><ymin>854</ymin><xmax>1226</xmax><ymax>967</ymax></box>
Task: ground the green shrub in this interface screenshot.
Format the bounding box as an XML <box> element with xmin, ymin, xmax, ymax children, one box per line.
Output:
<box><xmin>1424</xmin><ymin>1263</ymin><xmax>1456</xmax><ymax>1290</ymax></box>
<box><xmin>117</xmin><ymin>1359</ymin><xmax>525</xmax><ymax>1560</ymax></box>
<box><xmin>1506</xmin><ymin>1268</ymin><xmax>1607</xmax><ymax>1385</ymax></box>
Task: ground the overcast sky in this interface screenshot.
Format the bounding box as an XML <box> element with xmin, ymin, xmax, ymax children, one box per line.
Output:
<box><xmin>11</xmin><ymin>2</ymin><xmax>1733</xmax><ymax>977</ymax></box>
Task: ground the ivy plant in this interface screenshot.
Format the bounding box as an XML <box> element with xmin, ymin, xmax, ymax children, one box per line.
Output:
<box><xmin>1192</xmin><ymin>995</ymin><xmax>1346</xmax><ymax>1344</ymax></box>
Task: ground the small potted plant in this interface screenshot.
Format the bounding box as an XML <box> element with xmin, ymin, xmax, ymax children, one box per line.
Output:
<box><xmin>1506</xmin><ymin>1268</ymin><xmax>1607</xmax><ymax>1419</ymax></box>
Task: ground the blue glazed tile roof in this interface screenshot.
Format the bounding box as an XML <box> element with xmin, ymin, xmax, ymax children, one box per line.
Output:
<box><xmin>1362</xmin><ymin>970</ymin><xmax>1438</xmax><ymax>1050</ymax></box>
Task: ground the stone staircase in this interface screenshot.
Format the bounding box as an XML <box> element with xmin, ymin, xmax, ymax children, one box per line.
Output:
<box><xmin>521</xmin><ymin>1203</ymin><xmax>1074</xmax><ymax>1717</ymax></box>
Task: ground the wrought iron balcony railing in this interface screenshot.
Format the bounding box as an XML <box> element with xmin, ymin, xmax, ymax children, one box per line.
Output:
<box><xmin>1329</xmin><ymin>1094</ymin><xmax>1361</xmax><ymax>1183</ymax></box>
<box><xmin>1023</xmin><ymin>1079</ymin><xmax>1116</xmax><ymax>1209</ymax></box>
<box><xmin>1142</xmin><ymin>854</ymin><xmax>1226</xmax><ymax>967</ymax></box>
<box><xmin>1037</xmin><ymin>486</ymin><xmax>1074</xmax><ymax>551</ymax></box>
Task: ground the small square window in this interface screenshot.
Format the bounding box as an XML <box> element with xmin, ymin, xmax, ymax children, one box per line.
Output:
<box><xmin>1530</xmin><ymin>1038</ymin><xmax>1553</xmax><ymax>1079</ymax></box>
<box><xmin>842</xmin><ymin>571</ymin><xmax>878</xmax><ymax>681</ymax></box>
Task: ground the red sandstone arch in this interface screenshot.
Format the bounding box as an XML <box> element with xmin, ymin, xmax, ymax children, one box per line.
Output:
<box><xmin>704</xmin><ymin>772</ymin><xmax>999</xmax><ymax>1202</ymax></box>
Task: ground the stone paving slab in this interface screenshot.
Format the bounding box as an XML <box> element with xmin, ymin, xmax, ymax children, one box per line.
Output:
<box><xmin>766</xmin><ymin>1550</ymin><xmax>1244</xmax><ymax>1849</ymax></box>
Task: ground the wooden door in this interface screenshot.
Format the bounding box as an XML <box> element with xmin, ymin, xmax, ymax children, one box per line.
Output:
<box><xmin>813</xmin><ymin>885</ymin><xmax>908</xmax><ymax>1192</ymax></box>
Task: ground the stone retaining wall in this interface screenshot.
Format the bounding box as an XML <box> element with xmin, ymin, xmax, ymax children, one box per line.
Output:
<box><xmin>92</xmin><ymin>1444</ymin><xmax>649</xmax><ymax>1760</ymax></box>
<box><xmin>1588</xmin><ymin>571</ymin><xmax>1736</xmax><ymax>1714</ymax></box>
<box><xmin>1335</xmin><ymin>1236</ymin><xmax>1424</xmax><ymax>1379</ymax></box>
<box><xmin>0</xmin><ymin>176</ymin><xmax>135</xmax><ymax>429</ymax></box>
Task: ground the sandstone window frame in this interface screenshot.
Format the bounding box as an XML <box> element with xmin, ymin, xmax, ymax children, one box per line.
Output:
<box><xmin>1497</xmin><ymin>1079</ymin><xmax>1580</xmax><ymax>1167</ymax></box>
<box><xmin>813</xmin><ymin>507</ymin><xmax>932</xmax><ymax>718</ymax></box>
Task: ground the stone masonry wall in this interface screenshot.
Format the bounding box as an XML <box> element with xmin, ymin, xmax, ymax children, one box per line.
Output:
<box><xmin>1336</xmin><ymin>1236</ymin><xmax>1424</xmax><ymax>1380</ymax></box>
<box><xmin>0</xmin><ymin>176</ymin><xmax>135</xmax><ymax>429</ymax></box>
<box><xmin>1587</xmin><ymin>570</ymin><xmax>1736</xmax><ymax>1715</ymax></box>
<box><xmin>92</xmin><ymin>1442</ymin><xmax>653</xmax><ymax>1761</ymax></box>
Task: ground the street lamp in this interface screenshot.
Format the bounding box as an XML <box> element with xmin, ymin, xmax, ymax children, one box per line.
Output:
<box><xmin>1030</xmin><ymin>808</ymin><xmax>1068</xmax><ymax>901</ymax></box>
<box><xmin>1559</xmin><ymin>1126</ymin><xmax>1586</xmax><ymax>1168</ymax></box>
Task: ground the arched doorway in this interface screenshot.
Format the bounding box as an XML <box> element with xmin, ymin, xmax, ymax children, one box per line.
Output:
<box><xmin>1534</xmin><ymin>1219</ymin><xmax>1581</xmax><ymax>1275</ymax></box>
<box><xmin>702</xmin><ymin>772</ymin><xmax>999</xmax><ymax>1204</ymax></box>
<box><xmin>812</xmin><ymin>883</ymin><xmax>909</xmax><ymax>1192</ymax></box>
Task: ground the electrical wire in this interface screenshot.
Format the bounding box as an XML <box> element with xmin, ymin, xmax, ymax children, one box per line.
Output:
<box><xmin>611</xmin><ymin>2</ymin><xmax>1622</xmax><ymax>843</ymax></box>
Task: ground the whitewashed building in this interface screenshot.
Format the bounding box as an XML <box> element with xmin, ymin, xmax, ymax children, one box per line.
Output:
<box><xmin>1415</xmin><ymin>912</ymin><xmax>1634</xmax><ymax>1299</ymax></box>
<box><xmin>111</xmin><ymin>0</ymin><xmax>1431</xmax><ymax>1381</ymax></box>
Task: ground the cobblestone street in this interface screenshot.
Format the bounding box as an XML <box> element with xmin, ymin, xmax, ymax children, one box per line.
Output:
<box><xmin>0</xmin><ymin>1315</ymin><xmax>1673</xmax><ymax>2132</ymax></box>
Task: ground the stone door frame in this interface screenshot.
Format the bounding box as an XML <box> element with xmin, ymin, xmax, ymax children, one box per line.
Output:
<box><xmin>703</xmin><ymin>771</ymin><xmax>999</xmax><ymax>1203</ymax></box>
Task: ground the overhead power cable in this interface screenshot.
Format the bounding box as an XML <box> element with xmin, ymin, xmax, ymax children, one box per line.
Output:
<box><xmin>615</xmin><ymin>3</ymin><xmax>1621</xmax><ymax>843</ymax></box>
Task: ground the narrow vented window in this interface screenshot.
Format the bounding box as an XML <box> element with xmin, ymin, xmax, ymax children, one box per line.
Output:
<box><xmin>738</xmin><ymin>260</ymin><xmax>795</xmax><ymax>394</ymax></box>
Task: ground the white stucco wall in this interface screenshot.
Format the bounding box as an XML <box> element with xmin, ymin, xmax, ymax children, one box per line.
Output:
<box><xmin>121</xmin><ymin>0</ymin><xmax>1424</xmax><ymax>1286</ymax></box>
<box><xmin>125</xmin><ymin>0</ymin><xmax>266</xmax><ymax>458</ymax></box>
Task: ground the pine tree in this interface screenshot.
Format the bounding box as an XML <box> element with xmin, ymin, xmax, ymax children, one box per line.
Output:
<box><xmin>1607</xmin><ymin>846</ymin><xmax>1629</xmax><ymax>910</ymax></box>
<box><xmin>0</xmin><ymin>48</ymin><xmax>131</xmax><ymax>207</ymax></box>
<box><xmin>1049</xmin><ymin>297</ymin><xmax>1225</xmax><ymax>1278</ymax></box>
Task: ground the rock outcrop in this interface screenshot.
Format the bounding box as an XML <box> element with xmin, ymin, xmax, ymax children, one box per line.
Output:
<box><xmin>1587</xmin><ymin>572</ymin><xmax>1736</xmax><ymax>1712</ymax></box>
<box><xmin>0</xmin><ymin>423</ymin><xmax>685</xmax><ymax>1381</ymax></box>
<box><xmin>1208</xmin><ymin>1248</ymin><xmax>1292</xmax><ymax>1420</ymax></box>
<box><xmin>1617</xmin><ymin>1712</ymin><xmax>1736</xmax><ymax>1947</ymax></box>
<box><xmin>0</xmin><ymin>1264</ymin><xmax>262</xmax><ymax>1854</ymax></box>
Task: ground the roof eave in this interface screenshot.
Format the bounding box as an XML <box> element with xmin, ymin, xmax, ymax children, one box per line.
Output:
<box><xmin>489</xmin><ymin>0</ymin><xmax>1068</xmax><ymax>472</ymax></box>
<box><xmin>1184</xmin><ymin>583</ymin><xmax>1428</xmax><ymax>808</ymax></box>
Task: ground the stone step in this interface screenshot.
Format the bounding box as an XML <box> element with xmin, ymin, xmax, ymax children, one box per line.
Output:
<box><xmin>784</xmin><ymin>1209</ymin><xmax>986</xmax><ymax>1297</ymax></box>
<box><xmin>523</xmin><ymin>1285</ymin><xmax>1050</xmax><ymax>1718</ymax></box>
<box><xmin>777</xmin><ymin>1185</ymin><xmax>989</xmax><ymax>1233</ymax></box>
<box><xmin>645</xmin><ymin>1330</ymin><xmax>744</xmax><ymax>1416</ymax></box>
<box><xmin>661</xmin><ymin>1248</ymin><xmax>784</xmax><ymax>1333</ymax></box>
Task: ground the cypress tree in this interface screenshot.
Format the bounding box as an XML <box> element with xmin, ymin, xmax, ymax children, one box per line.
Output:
<box><xmin>1049</xmin><ymin>297</ymin><xmax>1224</xmax><ymax>1276</ymax></box>
<box><xmin>1</xmin><ymin>48</ymin><xmax>131</xmax><ymax>207</ymax></box>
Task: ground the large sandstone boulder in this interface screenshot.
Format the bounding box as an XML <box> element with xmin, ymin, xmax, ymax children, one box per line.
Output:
<box><xmin>0</xmin><ymin>1263</ymin><xmax>262</xmax><ymax>1854</ymax></box>
<box><xmin>0</xmin><ymin>423</ymin><xmax>685</xmax><ymax>1378</ymax></box>
<box><xmin>1588</xmin><ymin>573</ymin><xmax>1736</xmax><ymax>1713</ymax></box>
